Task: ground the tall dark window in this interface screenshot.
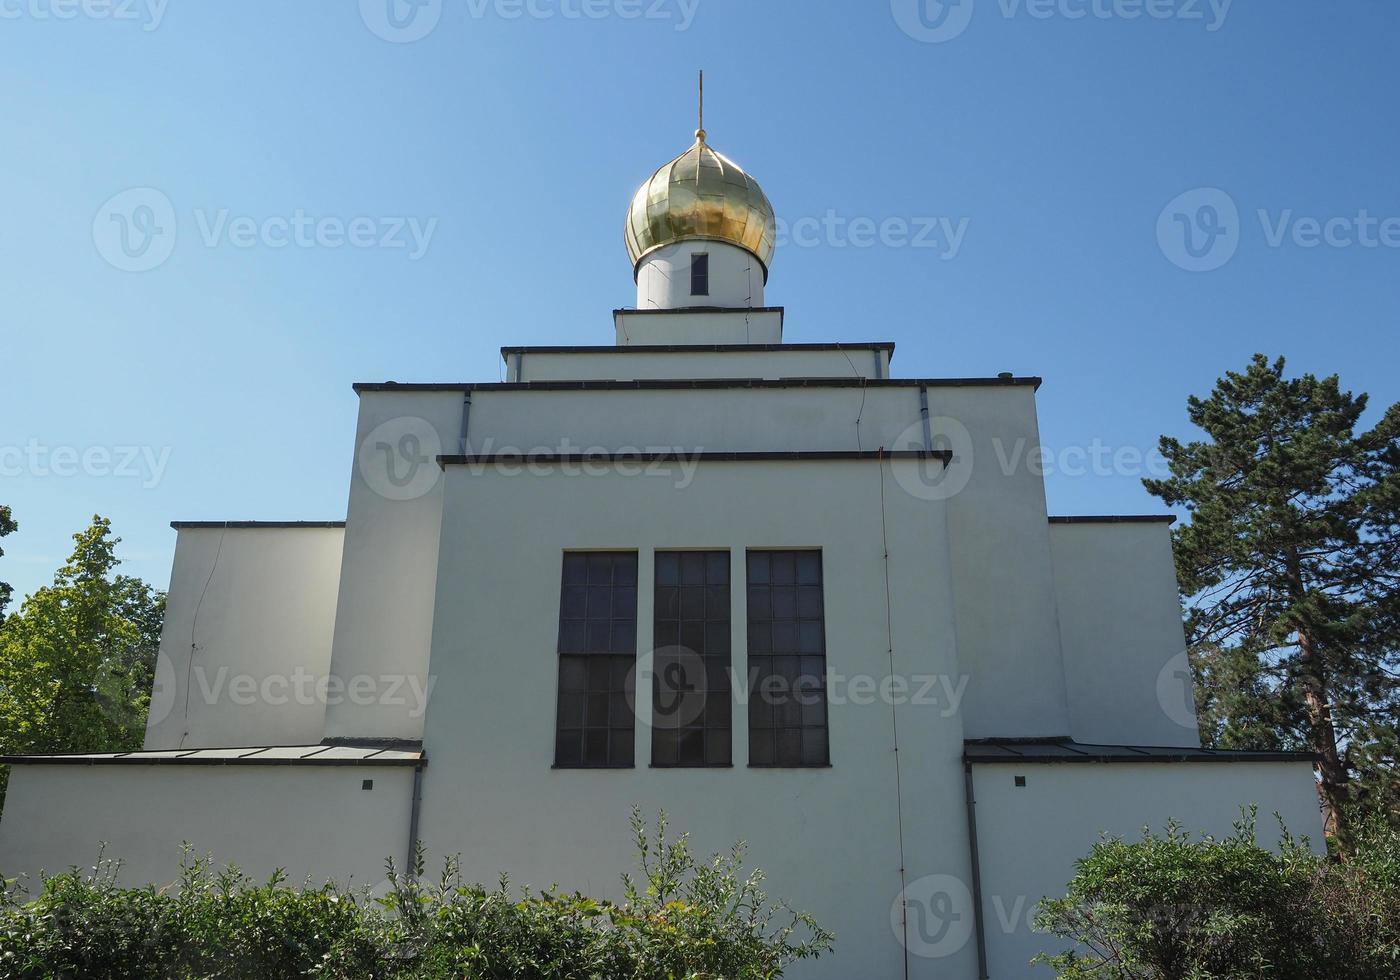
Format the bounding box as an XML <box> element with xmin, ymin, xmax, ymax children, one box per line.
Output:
<box><xmin>652</xmin><ymin>551</ymin><xmax>731</xmax><ymax>767</ymax></box>
<box><xmin>690</xmin><ymin>253</ymin><xmax>710</xmax><ymax>296</ymax></box>
<box><xmin>555</xmin><ymin>552</ymin><xmax>637</xmax><ymax>768</ymax></box>
<box><xmin>746</xmin><ymin>551</ymin><xmax>829</xmax><ymax>767</ymax></box>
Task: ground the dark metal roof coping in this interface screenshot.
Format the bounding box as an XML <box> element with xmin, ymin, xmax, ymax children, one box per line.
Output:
<box><xmin>499</xmin><ymin>341</ymin><xmax>896</xmax><ymax>359</ymax></box>
<box><xmin>437</xmin><ymin>449</ymin><xmax>953</xmax><ymax>468</ymax></box>
<box><xmin>170</xmin><ymin>521</ymin><xmax>347</xmax><ymax>530</ymax></box>
<box><xmin>354</xmin><ymin>377</ymin><xmax>1043</xmax><ymax>393</ymax></box>
<box><xmin>1048</xmin><ymin>515</ymin><xmax>1177</xmax><ymax>526</ymax></box>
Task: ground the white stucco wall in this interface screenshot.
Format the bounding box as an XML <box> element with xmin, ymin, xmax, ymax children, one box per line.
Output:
<box><xmin>323</xmin><ymin>389</ymin><xmax>463</xmax><ymax>741</ymax></box>
<box><xmin>145</xmin><ymin>525</ymin><xmax>344</xmax><ymax>750</ymax></box>
<box><xmin>635</xmin><ymin>240</ymin><xmax>765</xmax><ymax>309</ymax></box>
<box><xmin>1050</xmin><ymin>520</ymin><xmax>1201</xmax><ymax>747</ymax></box>
<box><xmin>416</xmin><ymin>457</ymin><xmax>977</xmax><ymax>980</ymax></box>
<box><xmin>0</xmin><ymin>763</ymin><xmax>414</xmax><ymax>889</ymax></box>
<box><xmin>972</xmin><ymin>761</ymin><xmax>1323</xmax><ymax>979</ymax></box>
<box><xmin>454</xmin><ymin>379</ymin><xmax>1069</xmax><ymax>739</ymax></box>
<box><xmin>614</xmin><ymin>308</ymin><xmax>783</xmax><ymax>345</ymax></box>
<box><xmin>507</xmin><ymin>346</ymin><xmax>892</xmax><ymax>382</ymax></box>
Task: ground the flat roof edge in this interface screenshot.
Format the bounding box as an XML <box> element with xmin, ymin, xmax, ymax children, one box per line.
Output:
<box><xmin>612</xmin><ymin>306</ymin><xmax>785</xmax><ymax>318</ymax></box>
<box><xmin>438</xmin><ymin>450</ymin><xmax>952</xmax><ymax>467</ymax></box>
<box><xmin>170</xmin><ymin>521</ymin><xmax>346</xmax><ymax>530</ymax></box>
<box><xmin>964</xmin><ymin>752</ymin><xmax>1316</xmax><ymax>765</ymax></box>
<box><xmin>0</xmin><ymin>756</ymin><xmax>421</xmax><ymax>768</ymax></box>
<box><xmin>354</xmin><ymin>377</ymin><xmax>1042</xmax><ymax>394</ymax></box>
<box><xmin>963</xmin><ymin>737</ymin><xmax>1316</xmax><ymax>765</ymax></box>
<box><xmin>2</xmin><ymin>745</ymin><xmax>422</xmax><ymax>767</ymax></box>
<box><xmin>500</xmin><ymin>341</ymin><xmax>896</xmax><ymax>359</ymax></box>
<box><xmin>1048</xmin><ymin>515</ymin><xmax>1177</xmax><ymax>526</ymax></box>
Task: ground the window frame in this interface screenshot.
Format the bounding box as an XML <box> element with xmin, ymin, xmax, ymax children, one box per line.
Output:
<box><xmin>650</xmin><ymin>550</ymin><xmax>733</xmax><ymax>769</ymax></box>
<box><xmin>553</xmin><ymin>551</ymin><xmax>639</xmax><ymax>770</ymax></box>
<box><xmin>745</xmin><ymin>549</ymin><xmax>831</xmax><ymax>769</ymax></box>
<box><xmin>690</xmin><ymin>252</ymin><xmax>710</xmax><ymax>297</ymax></box>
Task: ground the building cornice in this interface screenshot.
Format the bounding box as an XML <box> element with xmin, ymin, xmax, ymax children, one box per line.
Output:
<box><xmin>169</xmin><ymin>521</ymin><xmax>346</xmax><ymax>530</ymax></box>
<box><xmin>500</xmin><ymin>341</ymin><xmax>895</xmax><ymax>360</ymax></box>
<box><xmin>1048</xmin><ymin>515</ymin><xmax>1177</xmax><ymax>526</ymax></box>
<box><xmin>354</xmin><ymin>377</ymin><xmax>1042</xmax><ymax>394</ymax></box>
<box><xmin>437</xmin><ymin>449</ymin><xmax>952</xmax><ymax>468</ymax></box>
<box><xmin>613</xmin><ymin>305</ymin><xmax>785</xmax><ymax>322</ymax></box>
<box><xmin>964</xmin><ymin>738</ymin><xmax>1315</xmax><ymax>765</ymax></box>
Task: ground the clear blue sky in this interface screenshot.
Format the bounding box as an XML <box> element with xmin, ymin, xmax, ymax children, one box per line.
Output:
<box><xmin>2</xmin><ymin>1</ymin><xmax>1398</xmax><ymax>601</ymax></box>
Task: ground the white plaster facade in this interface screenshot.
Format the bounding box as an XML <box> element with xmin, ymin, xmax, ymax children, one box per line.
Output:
<box><xmin>0</xmin><ymin>137</ymin><xmax>1323</xmax><ymax>979</ymax></box>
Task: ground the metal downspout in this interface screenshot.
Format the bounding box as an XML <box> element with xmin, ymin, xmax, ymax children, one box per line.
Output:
<box><xmin>458</xmin><ymin>392</ymin><xmax>473</xmax><ymax>455</ymax></box>
<box><xmin>919</xmin><ymin>385</ymin><xmax>933</xmax><ymax>449</ymax></box>
<box><xmin>406</xmin><ymin>758</ymin><xmax>425</xmax><ymax>875</ymax></box>
<box><xmin>964</xmin><ymin>761</ymin><xmax>990</xmax><ymax>979</ymax></box>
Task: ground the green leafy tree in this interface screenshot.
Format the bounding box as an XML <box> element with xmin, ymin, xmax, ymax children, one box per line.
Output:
<box><xmin>1145</xmin><ymin>355</ymin><xmax>1400</xmax><ymax>848</ymax></box>
<box><xmin>0</xmin><ymin>504</ymin><xmax>17</xmax><ymax>618</ymax></box>
<box><xmin>0</xmin><ymin>515</ymin><xmax>166</xmax><ymax>812</ymax></box>
<box><xmin>1034</xmin><ymin>812</ymin><xmax>1400</xmax><ymax>979</ymax></box>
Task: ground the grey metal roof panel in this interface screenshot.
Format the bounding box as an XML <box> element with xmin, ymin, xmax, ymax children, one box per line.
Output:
<box><xmin>964</xmin><ymin>738</ymin><xmax>1314</xmax><ymax>765</ymax></box>
<box><xmin>1</xmin><ymin>744</ymin><xmax>422</xmax><ymax>767</ymax></box>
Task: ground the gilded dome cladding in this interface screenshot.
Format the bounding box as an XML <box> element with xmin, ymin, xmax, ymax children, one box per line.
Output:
<box><xmin>624</xmin><ymin>135</ymin><xmax>777</xmax><ymax>280</ymax></box>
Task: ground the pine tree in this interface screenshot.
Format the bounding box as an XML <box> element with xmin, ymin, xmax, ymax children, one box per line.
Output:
<box><xmin>1145</xmin><ymin>355</ymin><xmax>1400</xmax><ymax>848</ymax></box>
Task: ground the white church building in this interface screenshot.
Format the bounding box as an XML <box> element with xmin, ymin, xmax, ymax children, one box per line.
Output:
<box><xmin>1</xmin><ymin>120</ymin><xmax>1321</xmax><ymax>978</ymax></box>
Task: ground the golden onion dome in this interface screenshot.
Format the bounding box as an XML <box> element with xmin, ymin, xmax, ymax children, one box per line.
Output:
<box><xmin>624</xmin><ymin>129</ymin><xmax>777</xmax><ymax>281</ymax></box>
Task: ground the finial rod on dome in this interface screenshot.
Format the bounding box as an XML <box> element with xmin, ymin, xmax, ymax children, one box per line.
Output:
<box><xmin>695</xmin><ymin>69</ymin><xmax>705</xmax><ymax>143</ymax></box>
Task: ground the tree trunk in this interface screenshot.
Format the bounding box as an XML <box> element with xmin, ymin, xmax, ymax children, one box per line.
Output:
<box><xmin>1297</xmin><ymin>624</ymin><xmax>1350</xmax><ymax>853</ymax></box>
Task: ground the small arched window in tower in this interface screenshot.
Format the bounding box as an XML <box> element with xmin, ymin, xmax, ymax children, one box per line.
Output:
<box><xmin>690</xmin><ymin>253</ymin><xmax>710</xmax><ymax>297</ymax></box>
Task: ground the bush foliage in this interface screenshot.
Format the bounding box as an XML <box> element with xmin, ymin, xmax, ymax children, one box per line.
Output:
<box><xmin>0</xmin><ymin>811</ymin><xmax>832</xmax><ymax>980</ymax></box>
<box><xmin>1034</xmin><ymin>809</ymin><xmax>1400</xmax><ymax>979</ymax></box>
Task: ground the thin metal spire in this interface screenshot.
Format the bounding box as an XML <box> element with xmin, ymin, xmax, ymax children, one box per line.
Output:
<box><xmin>696</xmin><ymin>69</ymin><xmax>706</xmax><ymax>143</ymax></box>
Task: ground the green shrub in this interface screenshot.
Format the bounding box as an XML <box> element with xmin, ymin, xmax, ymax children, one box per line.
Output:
<box><xmin>0</xmin><ymin>810</ymin><xmax>832</xmax><ymax>980</ymax></box>
<box><xmin>1033</xmin><ymin>809</ymin><xmax>1400</xmax><ymax>980</ymax></box>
